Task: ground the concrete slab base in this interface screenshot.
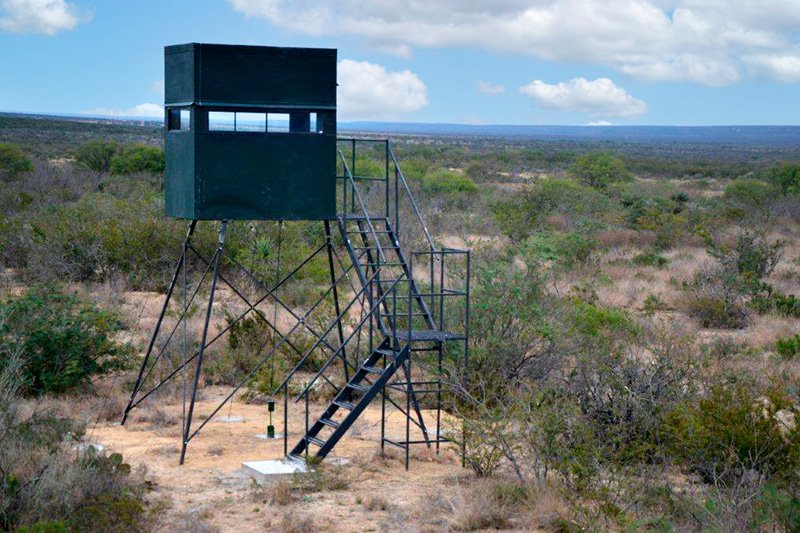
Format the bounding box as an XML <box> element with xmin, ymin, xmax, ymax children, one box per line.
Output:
<box><xmin>255</xmin><ymin>433</ymin><xmax>284</xmax><ymax>440</ymax></box>
<box><xmin>216</xmin><ymin>415</ymin><xmax>245</xmax><ymax>423</ymax></box>
<box><xmin>242</xmin><ymin>459</ymin><xmax>308</xmax><ymax>482</ymax></box>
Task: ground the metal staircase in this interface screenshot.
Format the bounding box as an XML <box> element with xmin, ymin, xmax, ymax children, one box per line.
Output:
<box><xmin>283</xmin><ymin>139</ymin><xmax>470</xmax><ymax>469</ymax></box>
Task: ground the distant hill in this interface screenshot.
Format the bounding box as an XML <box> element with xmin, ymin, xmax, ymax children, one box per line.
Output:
<box><xmin>341</xmin><ymin>122</ymin><xmax>800</xmax><ymax>146</ymax></box>
<box><xmin>2</xmin><ymin>111</ymin><xmax>799</xmax><ymax>147</ymax></box>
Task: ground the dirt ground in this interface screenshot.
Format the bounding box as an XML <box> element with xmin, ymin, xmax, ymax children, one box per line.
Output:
<box><xmin>91</xmin><ymin>388</ymin><xmax>468</xmax><ymax>532</ymax></box>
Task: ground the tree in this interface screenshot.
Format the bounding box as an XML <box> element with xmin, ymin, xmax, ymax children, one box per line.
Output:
<box><xmin>0</xmin><ymin>143</ymin><xmax>33</xmax><ymax>179</ymax></box>
<box><xmin>570</xmin><ymin>151</ymin><xmax>632</xmax><ymax>188</ymax></box>
<box><xmin>770</xmin><ymin>161</ymin><xmax>800</xmax><ymax>195</ymax></box>
<box><xmin>75</xmin><ymin>140</ymin><xmax>120</xmax><ymax>172</ymax></box>
<box><xmin>109</xmin><ymin>144</ymin><xmax>165</xmax><ymax>175</ymax></box>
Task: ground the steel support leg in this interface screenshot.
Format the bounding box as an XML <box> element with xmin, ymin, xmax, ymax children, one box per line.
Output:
<box><xmin>122</xmin><ymin>220</ymin><xmax>196</xmax><ymax>425</ymax></box>
<box><xmin>324</xmin><ymin>220</ymin><xmax>349</xmax><ymax>382</ymax></box>
<box><xmin>180</xmin><ymin>221</ymin><xmax>226</xmax><ymax>465</ymax></box>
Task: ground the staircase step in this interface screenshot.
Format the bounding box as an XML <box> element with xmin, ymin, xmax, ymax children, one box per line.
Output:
<box><xmin>286</xmin><ymin>453</ymin><xmax>306</xmax><ymax>464</ymax></box>
<box><xmin>320</xmin><ymin>417</ymin><xmax>340</xmax><ymax>429</ymax></box>
<box><xmin>348</xmin><ymin>382</ymin><xmax>370</xmax><ymax>393</ymax></box>
<box><xmin>334</xmin><ymin>399</ymin><xmax>356</xmax><ymax>410</ymax></box>
<box><xmin>375</xmin><ymin>347</ymin><xmax>402</xmax><ymax>357</ymax></box>
<box><xmin>306</xmin><ymin>436</ymin><xmax>326</xmax><ymax>447</ymax></box>
<box><xmin>362</xmin><ymin>365</ymin><xmax>384</xmax><ymax>374</ymax></box>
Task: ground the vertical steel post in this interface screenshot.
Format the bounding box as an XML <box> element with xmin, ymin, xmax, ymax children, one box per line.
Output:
<box><xmin>324</xmin><ymin>221</ymin><xmax>348</xmax><ymax>381</ymax></box>
<box><xmin>380</xmin><ymin>351</ymin><xmax>386</xmax><ymax>451</ymax></box>
<box><xmin>284</xmin><ymin>382</ymin><xmax>289</xmax><ymax>457</ymax></box>
<box><xmin>180</xmin><ymin>220</ymin><xmax>226</xmax><ymax>465</ymax></box>
<box><xmin>123</xmin><ymin>220</ymin><xmax>196</xmax><ymax>425</ymax></box>
<box><xmin>385</xmin><ymin>141</ymin><xmax>390</xmax><ymax>220</ymax></box>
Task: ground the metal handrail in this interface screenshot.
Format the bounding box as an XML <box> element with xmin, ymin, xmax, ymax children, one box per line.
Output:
<box><xmin>388</xmin><ymin>148</ymin><xmax>436</xmax><ymax>252</ymax></box>
<box><xmin>293</xmin><ymin>273</ymin><xmax>409</xmax><ymax>401</ymax></box>
<box><xmin>273</xmin><ymin>264</ymin><xmax>395</xmax><ymax>395</ymax></box>
<box><xmin>337</xmin><ymin>149</ymin><xmax>388</xmax><ymax>264</ymax></box>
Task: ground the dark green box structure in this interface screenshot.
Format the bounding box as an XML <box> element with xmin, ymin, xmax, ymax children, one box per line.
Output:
<box><xmin>164</xmin><ymin>43</ymin><xmax>337</xmax><ymax>220</ymax></box>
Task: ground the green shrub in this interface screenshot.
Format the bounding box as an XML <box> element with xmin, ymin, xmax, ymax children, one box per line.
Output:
<box><xmin>769</xmin><ymin>161</ymin><xmax>800</xmax><ymax>196</ymax></box>
<box><xmin>723</xmin><ymin>179</ymin><xmax>778</xmax><ymax>212</ymax></box>
<box><xmin>491</xmin><ymin>178</ymin><xmax>611</xmax><ymax>241</ymax></box>
<box><xmin>704</xmin><ymin>230</ymin><xmax>784</xmax><ymax>283</ymax></box>
<box><xmin>570</xmin><ymin>151</ymin><xmax>633</xmax><ymax>189</ymax></box>
<box><xmin>665</xmin><ymin>384</ymin><xmax>800</xmax><ymax>485</ymax></box>
<box><xmin>0</xmin><ymin>287</ymin><xmax>133</xmax><ymax>395</ymax></box>
<box><xmin>420</xmin><ymin>169</ymin><xmax>478</xmax><ymax>194</ymax></box>
<box><xmin>523</xmin><ymin>230</ymin><xmax>600</xmax><ymax>267</ymax></box>
<box><xmin>567</xmin><ymin>301</ymin><xmax>638</xmax><ymax>338</ymax></box>
<box><xmin>775</xmin><ymin>334</ymin><xmax>800</xmax><ymax>359</ymax></box>
<box><xmin>109</xmin><ymin>144</ymin><xmax>165</xmax><ymax>175</ymax></box>
<box><xmin>684</xmin><ymin>264</ymin><xmax>750</xmax><ymax>329</ymax></box>
<box><xmin>632</xmin><ymin>250</ymin><xmax>669</xmax><ymax>267</ymax></box>
<box><xmin>0</xmin><ymin>143</ymin><xmax>33</xmax><ymax>179</ymax></box>
<box><xmin>750</xmin><ymin>289</ymin><xmax>800</xmax><ymax>318</ymax></box>
<box><xmin>74</xmin><ymin>140</ymin><xmax>120</xmax><ymax>172</ymax></box>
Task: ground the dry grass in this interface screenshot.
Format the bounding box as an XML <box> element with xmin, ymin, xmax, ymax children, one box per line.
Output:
<box><xmin>277</xmin><ymin>511</ymin><xmax>314</xmax><ymax>533</ymax></box>
<box><xmin>132</xmin><ymin>404</ymin><xmax>179</xmax><ymax>429</ymax></box>
<box><xmin>439</xmin><ymin>479</ymin><xmax>517</xmax><ymax>531</ymax></box>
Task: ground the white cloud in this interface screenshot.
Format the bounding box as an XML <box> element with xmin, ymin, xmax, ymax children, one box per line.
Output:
<box><xmin>520</xmin><ymin>77</ymin><xmax>647</xmax><ymax>118</ymax></box>
<box><xmin>477</xmin><ymin>81</ymin><xmax>506</xmax><ymax>94</ymax></box>
<box><xmin>338</xmin><ymin>59</ymin><xmax>428</xmax><ymax>120</ymax></box>
<box><xmin>85</xmin><ymin>103</ymin><xmax>163</xmax><ymax>118</ymax></box>
<box><xmin>743</xmin><ymin>52</ymin><xmax>800</xmax><ymax>83</ymax></box>
<box><xmin>587</xmin><ymin>121</ymin><xmax>613</xmax><ymax>126</ymax></box>
<box><xmin>227</xmin><ymin>0</ymin><xmax>800</xmax><ymax>85</ymax></box>
<box><xmin>0</xmin><ymin>0</ymin><xmax>85</xmax><ymax>35</ymax></box>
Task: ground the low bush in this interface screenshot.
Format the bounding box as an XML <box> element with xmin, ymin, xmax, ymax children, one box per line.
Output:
<box><xmin>420</xmin><ymin>169</ymin><xmax>478</xmax><ymax>194</ymax></box>
<box><xmin>723</xmin><ymin>179</ymin><xmax>779</xmax><ymax>213</ymax></box>
<box><xmin>523</xmin><ymin>230</ymin><xmax>601</xmax><ymax>267</ymax></box>
<box><xmin>684</xmin><ymin>263</ymin><xmax>750</xmax><ymax>329</ymax></box>
<box><xmin>74</xmin><ymin>140</ymin><xmax>119</xmax><ymax>172</ymax></box>
<box><xmin>0</xmin><ymin>142</ymin><xmax>33</xmax><ymax>179</ymax></box>
<box><xmin>665</xmin><ymin>384</ymin><xmax>800</xmax><ymax>486</ymax></box>
<box><xmin>109</xmin><ymin>144</ymin><xmax>165</xmax><ymax>175</ymax></box>
<box><xmin>0</xmin><ymin>286</ymin><xmax>133</xmax><ymax>395</ymax></box>
<box><xmin>0</xmin><ymin>355</ymin><xmax>147</xmax><ymax>530</ymax></box>
<box><xmin>570</xmin><ymin>151</ymin><xmax>633</xmax><ymax>189</ymax></box>
<box><xmin>775</xmin><ymin>334</ymin><xmax>800</xmax><ymax>359</ymax></box>
<box><xmin>632</xmin><ymin>250</ymin><xmax>669</xmax><ymax>267</ymax></box>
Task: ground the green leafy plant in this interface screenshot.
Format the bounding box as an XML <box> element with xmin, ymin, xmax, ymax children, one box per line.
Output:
<box><xmin>74</xmin><ymin>140</ymin><xmax>120</xmax><ymax>172</ymax></box>
<box><xmin>420</xmin><ymin>169</ymin><xmax>478</xmax><ymax>194</ymax></box>
<box><xmin>0</xmin><ymin>286</ymin><xmax>133</xmax><ymax>395</ymax></box>
<box><xmin>0</xmin><ymin>143</ymin><xmax>33</xmax><ymax>179</ymax></box>
<box><xmin>109</xmin><ymin>144</ymin><xmax>165</xmax><ymax>175</ymax></box>
<box><xmin>570</xmin><ymin>151</ymin><xmax>633</xmax><ymax>189</ymax></box>
<box><xmin>775</xmin><ymin>334</ymin><xmax>800</xmax><ymax>359</ymax></box>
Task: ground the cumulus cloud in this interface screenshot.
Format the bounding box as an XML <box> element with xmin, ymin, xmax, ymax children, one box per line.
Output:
<box><xmin>520</xmin><ymin>77</ymin><xmax>647</xmax><ymax>118</ymax></box>
<box><xmin>338</xmin><ymin>59</ymin><xmax>428</xmax><ymax>120</ymax></box>
<box><xmin>477</xmin><ymin>81</ymin><xmax>506</xmax><ymax>94</ymax></box>
<box><xmin>743</xmin><ymin>52</ymin><xmax>800</xmax><ymax>83</ymax></box>
<box><xmin>227</xmin><ymin>0</ymin><xmax>800</xmax><ymax>85</ymax></box>
<box><xmin>0</xmin><ymin>0</ymin><xmax>85</xmax><ymax>35</ymax></box>
<box><xmin>85</xmin><ymin>103</ymin><xmax>163</xmax><ymax>118</ymax></box>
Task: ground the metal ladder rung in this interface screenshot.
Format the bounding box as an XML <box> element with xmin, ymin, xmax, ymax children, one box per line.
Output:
<box><xmin>348</xmin><ymin>382</ymin><xmax>370</xmax><ymax>393</ymax></box>
<box><xmin>320</xmin><ymin>417</ymin><xmax>340</xmax><ymax>429</ymax></box>
<box><xmin>334</xmin><ymin>399</ymin><xmax>356</xmax><ymax>410</ymax></box>
<box><xmin>306</xmin><ymin>436</ymin><xmax>326</xmax><ymax>447</ymax></box>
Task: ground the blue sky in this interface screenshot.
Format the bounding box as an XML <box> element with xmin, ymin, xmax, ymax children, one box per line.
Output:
<box><xmin>1</xmin><ymin>0</ymin><xmax>799</xmax><ymax>125</ymax></box>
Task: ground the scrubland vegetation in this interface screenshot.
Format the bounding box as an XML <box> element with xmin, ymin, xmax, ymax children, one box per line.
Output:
<box><xmin>4</xmin><ymin>114</ymin><xmax>800</xmax><ymax>530</ymax></box>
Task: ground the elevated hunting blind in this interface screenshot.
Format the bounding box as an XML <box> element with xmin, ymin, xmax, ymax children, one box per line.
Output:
<box><xmin>125</xmin><ymin>43</ymin><xmax>470</xmax><ymax>472</ymax></box>
<box><xmin>164</xmin><ymin>43</ymin><xmax>337</xmax><ymax>220</ymax></box>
